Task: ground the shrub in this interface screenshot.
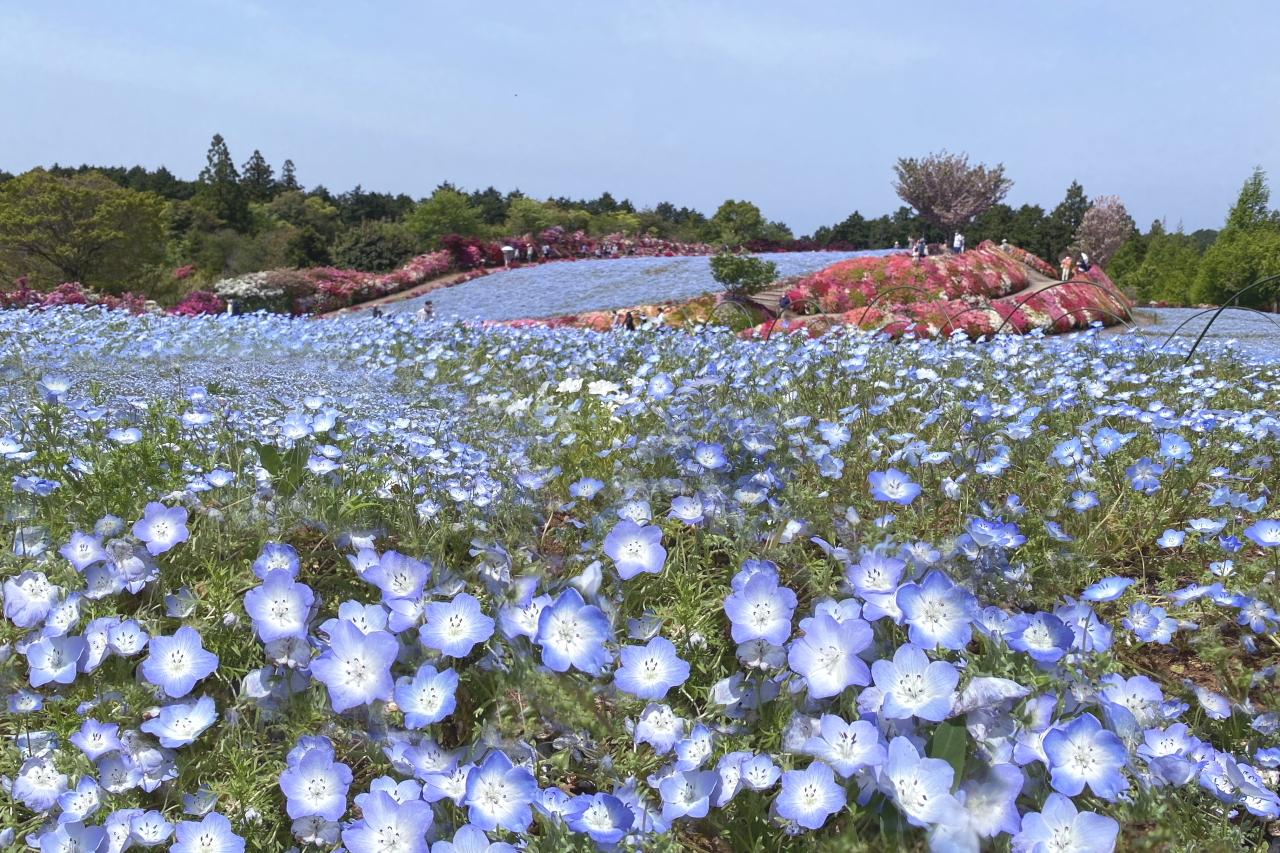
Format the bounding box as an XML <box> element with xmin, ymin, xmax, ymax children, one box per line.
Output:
<box><xmin>331</xmin><ymin>221</ymin><xmax>419</xmax><ymax>272</ymax></box>
<box><xmin>709</xmin><ymin>252</ymin><xmax>779</xmax><ymax>296</ymax></box>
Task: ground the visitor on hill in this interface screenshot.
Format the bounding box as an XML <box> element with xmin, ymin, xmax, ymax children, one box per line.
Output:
<box><xmin>917</xmin><ymin>237</ymin><xmax>928</xmax><ymax>259</ymax></box>
<box><xmin>1000</xmin><ymin>238</ymin><xmax>1011</xmax><ymax>253</ymax></box>
<box><xmin>952</xmin><ymin>232</ymin><xmax>964</xmax><ymax>254</ymax></box>
<box><xmin>501</xmin><ymin>245</ymin><xmax>515</xmax><ymax>266</ymax></box>
<box><xmin>1060</xmin><ymin>255</ymin><xmax>1075</xmax><ymax>281</ymax></box>
<box><xmin>624</xmin><ymin>311</ymin><xmax>637</xmax><ymax>331</ymax></box>
<box><xmin>1078</xmin><ymin>252</ymin><xmax>1092</xmax><ymax>272</ymax></box>
<box><xmin>416</xmin><ymin>302</ymin><xmax>435</xmax><ymax>321</ymax></box>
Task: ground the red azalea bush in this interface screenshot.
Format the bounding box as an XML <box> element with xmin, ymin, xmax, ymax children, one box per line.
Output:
<box><xmin>170</xmin><ymin>290</ymin><xmax>226</xmax><ymax>316</ymax></box>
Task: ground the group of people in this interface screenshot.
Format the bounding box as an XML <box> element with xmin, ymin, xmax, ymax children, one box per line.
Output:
<box><xmin>1059</xmin><ymin>252</ymin><xmax>1093</xmax><ymax>281</ymax></box>
<box><xmin>901</xmin><ymin>232</ymin><xmax>967</xmax><ymax>261</ymax></box>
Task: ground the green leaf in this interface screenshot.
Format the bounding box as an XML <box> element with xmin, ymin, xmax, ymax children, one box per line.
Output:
<box><xmin>930</xmin><ymin>719</ymin><xmax>968</xmax><ymax>786</ymax></box>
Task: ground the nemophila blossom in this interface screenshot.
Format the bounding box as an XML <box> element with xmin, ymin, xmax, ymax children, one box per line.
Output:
<box><xmin>1043</xmin><ymin>713</ymin><xmax>1129</xmax><ymax>800</ymax></box>
<box><xmin>170</xmin><ymin>812</ymin><xmax>245</xmax><ymax>853</ymax></box>
<box><xmin>141</xmin><ymin>695</ymin><xmax>218</xmax><ymax>748</ymax></box>
<box><xmin>1055</xmin><ymin>600</ymin><xmax>1113</xmax><ymax>654</ymax></box>
<box><xmin>498</xmin><ymin>593</ymin><xmax>551</xmax><ymax>640</ymax></box>
<box><xmin>1006</xmin><ymin>612</ymin><xmax>1074</xmax><ymax>664</ymax></box>
<box><xmin>419</xmin><ymin>593</ymin><xmax>495</xmax><ymax>658</ymax></box>
<box><xmin>1122</xmin><ymin>601</ymin><xmax>1177</xmax><ymax>644</ymax></box>
<box><xmin>4</xmin><ymin>570</ymin><xmax>61</xmax><ymax>628</ymax></box>
<box><xmin>614</xmin><ymin>636</ymin><xmax>689</xmax><ymax>700</ymax></box>
<box><xmin>775</xmin><ymin>761</ymin><xmax>845</xmax><ymax>831</ymax></box>
<box><xmin>868</xmin><ymin>468</ymin><xmax>921</xmax><ymax>505</ymax></box>
<box><xmin>131</xmin><ymin>502</ymin><xmax>189</xmax><ymax>556</ymax></box>
<box><xmin>311</xmin><ymin>622</ymin><xmax>398</xmax><ymax>712</ymax></box>
<box><xmin>364</xmin><ymin>550</ymin><xmax>430</xmax><ymax>603</ymax></box>
<box><xmin>35</xmin><ymin>822</ymin><xmax>108</xmax><ymax>851</ymax></box>
<box><xmin>108</xmin><ymin>618</ymin><xmax>149</xmax><ymax>656</ymax></box>
<box><xmin>723</xmin><ymin>572</ymin><xmax>796</xmax><ymax>645</ymax></box>
<box><xmin>342</xmin><ymin>791</ymin><xmax>433</xmax><ymax>853</ymax></box>
<box><xmin>603</xmin><ymin>520</ymin><xmax>667</xmax><ymax>579</ymax></box>
<box><xmin>635</xmin><ymin>703</ymin><xmax>686</xmax><ymax>753</ymax></box>
<box><xmin>658</xmin><ymin>769</ymin><xmax>719</xmax><ymax>822</ymax></box>
<box><xmin>740</xmin><ymin>754</ymin><xmax>781</xmax><ymax>791</ymax></box>
<box><xmin>871</xmin><ymin>643</ymin><xmax>960</xmax><ymax>722</ymax></box>
<box><xmin>1158</xmin><ymin>432</ymin><xmax>1192</xmax><ymax>463</ymax></box>
<box><xmin>141</xmin><ymin>626</ymin><xmax>219</xmax><ymax>698</ymax></box>
<box><xmin>1126</xmin><ymin>457</ymin><xmax>1164</xmax><ymax>494</ymax></box>
<box><xmin>1081</xmin><ymin>576</ymin><xmax>1134</xmax><ymax>603</ymax></box>
<box><xmin>1244</xmin><ymin>519</ymin><xmax>1280</xmax><ymax>548</ymax></box>
<box><xmin>566</xmin><ymin>793</ymin><xmax>635</xmax><ymax>844</ymax></box>
<box><xmin>70</xmin><ymin>719</ymin><xmax>121</xmax><ymax>760</ymax></box>
<box><xmin>13</xmin><ymin>754</ymin><xmax>66</xmax><ymax>811</ymax></box>
<box><xmin>56</xmin><ymin>776</ymin><xmax>102</xmax><ymax>822</ymax></box>
<box><xmin>669</xmin><ymin>495</ymin><xmax>705</xmax><ymax>525</ymax></box>
<box><xmin>929</xmin><ymin>762</ymin><xmax>1025</xmax><ymax>851</ymax></box>
<box><xmin>252</xmin><ymin>542</ymin><xmax>300</xmax><ymax>578</ymax></box>
<box><xmin>431</xmin><ymin>824</ymin><xmax>517</xmax><ymax>852</ymax></box>
<box><xmin>803</xmin><ymin>715</ymin><xmax>885</xmax><ymax>778</ymax></box>
<box><xmin>464</xmin><ymin>750</ymin><xmax>538</xmax><ymax>832</ymax></box>
<box><xmin>60</xmin><ymin>531</ymin><xmax>107</xmax><ymax>571</ymax></box>
<box><xmin>674</xmin><ymin>724</ymin><xmax>715</xmax><ymax>771</ymax></box>
<box><xmin>692</xmin><ymin>441</ymin><xmax>728</xmax><ymax>470</ymax></box>
<box><xmin>279</xmin><ymin>748</ymin><xmax>352</xmax><ymax>821</ymax></box>
<box><xmin>130</xmin><ymin>810</ymin><xmax>175</xmax><ymax>846</ymax></box>
<box><xmin>244</xmin><ymin>570</ymin><xmax>314</xmax><ymax>642</ymax></box>
<box><xmin>1011</xmin><ymin>792</ymin><xmax>1118</xmax><ymax>853</ymax></box>
<box><xmin>569</xmin><ymin>477</ymin><xmax>605</xmax><ymax>499</ymax></box>
<box><xmin>880</xmin><ymin>736</ymin><xmax>964</xmax><ymax>828</ymax></box>
<box><xmin>787</xmin><ymin>613</ymin><xmax>872</xmax><ymax>699</ymax></box>
<box><xmin>394</xmin><ymin>663</ymin><xmax>459</xmax><ymax>728</ymax></box>
<box><xmin>1156</xmin><ymin>529</ymin><xmax>1186</xmax><ymax>548</ymax></box>
<box><xmin>896</xmin><ymin>571</ymin><xmax>977</xmax><ymax>651</ymax></box>
<box><xmin>535</xmin><ymin>587</ymin><xmax>613</xmax><ymax>675</ymax></box>
<box><xmin>25</xmin><ymin>633</ymin><xmax>86</xmax><ymax>687</ymax></box>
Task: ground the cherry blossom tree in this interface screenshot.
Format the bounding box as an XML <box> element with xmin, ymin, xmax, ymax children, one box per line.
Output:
<box><xmin>1072</xmin><ymin>195</ymin><xmax>1136</xmax><ymax>266</ymax></box>
<box><xmin>892</xmin><ymin>151</ymin><xmax>1013</xmax><ymax>232</ymax></box>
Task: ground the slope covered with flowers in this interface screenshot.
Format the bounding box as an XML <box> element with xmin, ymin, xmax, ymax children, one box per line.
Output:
<box><xmin>0</xmin><ymin>308</ymin><xmax>1277</xmax><ymax>852</ymax></box>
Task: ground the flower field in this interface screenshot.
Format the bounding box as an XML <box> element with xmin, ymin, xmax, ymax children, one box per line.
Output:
<box><xmin>1</xmin><ymin>307</ymin><xmax>1278</xmax><ymax>852</ymax></box>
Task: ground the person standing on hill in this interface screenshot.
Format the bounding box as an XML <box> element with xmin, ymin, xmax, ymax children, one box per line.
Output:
<box><xmin>1060</xmin><ymin>255</ymin><xmax>1075</xmax><ymax>281</ymax></box>
<box><xmin>952</xmin><ymin>232</ymin><xmax>964</xmax><ymax>254</ymax></box>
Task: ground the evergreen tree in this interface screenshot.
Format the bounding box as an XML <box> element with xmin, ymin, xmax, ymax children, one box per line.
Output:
<box><xmin>240</xmin><ymin>149</ymin><xmax>276</xmax><ymax>203</ymax></box>
<box><xmin>1046</xmin><ymin>181</ymin><xmax>1090</xmax><ymax>261</ymax></box>
<box><xmin>1225</xmin><ymin>166</ymin><xmax>1274</xmax><ymax>230</ymax></box>
<box><xmin>279</xmin><ymin>159</ymin><xmax>300</xmax><ymax>192</ymax></box>
<box><xmin>1192</xmin><ymin>168</ymin><xmax>1280</xmax><ymax>308</ymax></box>
<box><xmin>196</xmin><ymin>134</ymin><xmax>250</xmax><ymax>230</ymax></box>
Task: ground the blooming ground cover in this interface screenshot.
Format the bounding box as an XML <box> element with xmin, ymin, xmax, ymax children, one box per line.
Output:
<box><xmin>0</xmin><ymin>307</ymin><xmax>1278</xmax><ymax>852</ymax></box>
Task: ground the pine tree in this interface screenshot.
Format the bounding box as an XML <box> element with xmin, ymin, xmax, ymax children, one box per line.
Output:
<box><xmin>196</xmin><ymin>134</ymin><xmax>250</xmax><ymax>230</ymax></box>
<box><xmin>1225</xmin><ymin>166</ymin><xmax>1273</xmax><ymax>230</ymax></box>
<box><xmin>1046</xmin><ymin>181</ymin><xmax>1090</xmax><ymax>261</ymax></box>
<box><xmin>240</xmin><ymin>149</ymin><xmax>275</xmax><ymax>203</ymax></box>
<box><xmin>279</xmin><ymin>159</ymin><xmax>300</xmax><ymax>192</ymax></box>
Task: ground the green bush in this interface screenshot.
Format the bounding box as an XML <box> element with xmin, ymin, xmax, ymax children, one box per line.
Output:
<box><xmin>332</xmin><ymin>221</ymin><xmax>419</xmax><ymax>272</ymax></box>
<box><xmin>709</xmin><ymin>251</ymin><xmax>778</xmax><ymax>296</ymax></box>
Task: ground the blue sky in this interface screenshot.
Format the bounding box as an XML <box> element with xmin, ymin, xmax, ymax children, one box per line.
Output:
<box><xmin>2</xmin><ymin>0</ymin><xmax>1277</xmax><ymax>235</ymax></box>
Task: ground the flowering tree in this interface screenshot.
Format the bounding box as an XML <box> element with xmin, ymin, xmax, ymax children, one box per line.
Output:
<box><xmin>1072</xmin><ymin>195</ymin><xmax>1135</xmax><ymax>266</ymax></box>
<box><xmin>892</xmin><ymin>151</ymin><xmax>1013</xmax><ymax>232</ymax></box>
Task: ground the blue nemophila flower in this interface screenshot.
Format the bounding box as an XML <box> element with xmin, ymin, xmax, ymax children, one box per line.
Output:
<box><xmin>674</xmin><ymin>724</ymin><xmax>715</xmax><ymax>771</ymax></box>
<box><xmin>775</xmin><ymin>761</ymin><xmax>846</xmax><ymax>831</ymax></box>
<box><xmin>1068</xmin><ymin>490</ymin><xmax>1099</xmax><ymax>512</ymax></box>
<box><xmin>364</xmin><ymin>550</ymin><xmax>430</xmax><ymax>603</ymax></box>
<box><xmin>56</xmin><ymin>776</ymin><xmax>102</xmax><ymax>822</ymax></box>
<box><xmin>1156</xmin><ymin>529</ymin><xmax>1185</xmax><ymax>549</ymax></box>
<box><xmin>657</xmin><ymin>768</ymin><xmax>719</xmax><ymax>822</ymax></box>
<box><xmin>802</xmin><ymin>715</ymin><xmax>885</xmax><ymax>778</ymax></box>
<box><xmin>13</xmin><ymin>754</ymin><xmax>66</xmax><ymax>811</ymax></box>
<box><xmin>603</xmin><ymin>520</ymin><xmax>667</xmax><ymax>580</ymax></box>
<box><xmin>129</xmin><ymin>810</ymin><xmax>175</xmax><ymax>846</ymax></box>
<box><xmin>3</xmin><ymin>570</ymin><xmax>61</xmax><ymax>628</ymax></box>
<box><xmin>569</xmin><ymin>477</ymin><xmax>605</xmax><ymax>499</ymax></box>
<box><xmin>60</xmin><ymin>531</ymin><xmax>108</xmax><ymax>571</ymax></box>
<box><xmin>70</xmin><ymin>719</ymin><xmax>121</xmax><ymax>761</ymax></box>
<box><xmin>929</xmin><ymin>762</ymin><xmax>1025</xmax><ymax>850</ymax></box>
<box><xmin>896</xmin><ymin>571</ymin><xmax>976</xmax><ymax>651</ymax></box>
<box><xmin>1011</xmin><ymin>792</ymin><xmax>1118</xmax><ymax>853</ymax></box>
<box><xmin>1043</xmin><ymin>713</ymin><xmax>1129</xmax><ymax>801</ymax></box>
<box><xmin>394</xmin><ymin>663</ymin><xmax>459</xmax><ymax>728</ymax></box>
<box><xmin>279</xmin><ymin>746</ymin><xmax>352</xmax><ymax>821</ymax></box>
<box><xmin>787</xmin><ymin>612</ymin><xmax>872</xmax><ymax>699</ymax></box>
<box><xmin>1137</xmin><ymin>723</ymin><xmax>1200</xmax><ymax>786</ymax></box>
<box><xmin>1123</xmin><ymin>601</ymin><xmax>1177</xmax><ymax>644</ymax></box>
<box><xmin>171</xmin><ymin>812</ymin><xmax>245</xmax><ymax>853</ymax></box>
<box><xmin>25</xmin><ymin>633</ymin><xmax>86</xmax><ymax>687</ymax></box>
<box><xmin>431</xmin><ymin>824</ymin><xmax>517</xmax><ymax>852</ymax></box>
<box><xmin>1158</xmin><ymin>433</ymin><xmax>1192</xmax><ymax>463</ymax></box>
<box><xmin>140</xmin><ymin>695</ymin><xmax>218</xmax><ymax>748</ymax></box>
<box><xmin>723</xmin><ymin>571</ymin><xmax>796</xmax><ymax>646</ymax></box>
<box><xmin>464</xmin><ymin>750</ymin><xmax>538</xmax><ymax>832</ymax></box>
<box><xmin>535</xmin><ymin>587</ymin><xmax>613</xmax><ymax>675</ymax></box>
<box><xmin>1006</xmin><ymin>612</ymin><xmax>1073</xmax><ymax>664</ymax></box>
<box><xmin>311</xmin><ymin>621</ymin><xmax>398</xmax><ymax>712</ymax></box>
<box><xmin>35</xmin><ymin>822</ymin><xmax>107</xmax><ymax>851</ymax></box>
<box><xmin>868</xmin><ymin>468</ymin><xmax>921</xmax><ymax>505</ymax></box>
<box><xmin>614</xmin><ymin>636</ymin><xmax>690</xmax><ymax>700</ymax></box>
<box><xmin>871</xmin><ymin>643</ymin><xmax>959</xmax><ymax>722</ymax></box>
<box><xmin>108</xmin><ymin>618</ymin><xmax>149</xmax><ymax>656</ymax></box>
<box><xmin>1054</xmin><ymin>600</ymin><xmax>1113</xmax><ymax>654</ymax></box>
<box><xmin>252</xmin><ymin>542</ymin><xmax>301</xmax><ymax>579</ymax></box>
<box><xmin>566</xmin><ymin>792</ymin><xmax>635</xmax><ymax>844</ymax></box>
<box><xmin>740</xmin><ymin>754</ymin><xmax>781</xmax><ymax>791</ymax></box>
<box><xmin>140</xmin><ymin>626</ymin><xmax>219</xmax><ymax>698</ymax></box>
<box><xmin>342</xmin><ymin>791</ymin><xmax>432</xmax><ymax>853</ymax></box>
<box><xmin>635</xmin><ymin>703</ymin><xmax>686</xmax><ymax>753</ymax></box>
<box><xmin>132</xmin><ymin>502</ymin><xmax>189</xmax><ymax>556</ymax></box>
<box><xmin>669</xmin><ymin>495</ymin><xmax>705</xmax><ymax>525</ymax></box>
<box><xmin>1244</xmin><ymin>519</ymin><xmax>1280</xmax><ymax>548</ymax></box>
<box><xmin>1081</xmin><ymin>576</ymin><xmax>1134</xmax><ymax>603</ymax></box>
<box><xmin>880</xmin><ymin>736</ymin><xmax>964</xmax><ymax>828</ymax></box>
<box><xmin>420</xmin><ymin>593</ymin><xmax>495</xmax><ymax>658</ymax></box>
<box><xmin>1126</xmin><ymin>458</ymin><xmax>1164</xmax><ymax>494</ymax></box>
<box><xmin>692</xmin><ymin>441</ymin><xmax>729</xmax><ymax>470</ymax></box>
<box><xmin>243</xmin><ymin>570</ymin><xmax>314</xmax><ymax>642</ymax></box>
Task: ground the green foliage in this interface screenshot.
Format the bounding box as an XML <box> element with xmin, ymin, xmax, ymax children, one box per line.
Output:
<box><xmin>0</xmin><ymin>168</ymin><xmax>166</xmax><ymax>291</ymax></box>
<box><xmin>709</xmin><ymin>251</ymin><xmax>778</xmax><ymax>295</ymax></box>
<box><xmin>239</xmin><ymin>149</ymin><xmax>276</xmax><ymax>203</ymax></box>
<box><xmin>502</xmin><ymin>196</ymin><xmax>554</xmax><ymax>237</ymax></box>
<box><xmin>332</xmin><ymin>220</ymin><xmax>419</xmax><ymax>271</ymax></box>
<box><xmin>284</xmin><ymin>225</ymin><xmax>332</xmax><ymax>267</ymax></box>
<box><xmin>408</xmin><ymin>187</ymin><xmax>486</xmax><ymax>246</ymax></box>
<box><xmin>710</xmin><ymin>199</ymin><xmax>768</xmax><ymax>245</ymax></box>
<box><xmin>1046</xmin><ymin>180</ymin><xmax>1090</xmax><ymax>262</ymax></box>
<box><xmin>1118</xmin><ymin>227</ymin><xmax>1203</xmax><ymax>305</ymax></box>
<box><xmin>1191</xmin><ymin>168</ymin><xmax>1280</xmax><ymax>308</ymax></box>
<box><xmin>196</xmin><ymin>133</ymin><xmax>251</xmax><ymax>231</ymax></box>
